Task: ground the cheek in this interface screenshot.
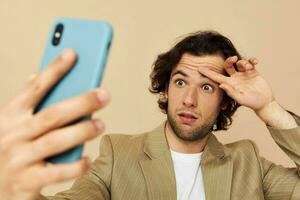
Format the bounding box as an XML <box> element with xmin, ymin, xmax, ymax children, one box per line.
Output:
<box><xmin>167</xmin><ymin>90</ymin><xmax>184</xmax><ymax>111</ymax></box>
<box><xmin>201</xmin><ymin>92</ymin><xmax>224</xmax><ymax>112</ymax></box>
<box><xmin>200</xmin><ymin>103</ymin><xmax>221</xmax><ymax>123</ymax></box>
<box><xmin>167</xmin><ymin>95</ymin><xmax>180</xmax><ymax>110</ymax></box>
<box><xmin>210</xmin><ymin>88</ymin><xmax>224</xmax><ymax>104</ymax></box>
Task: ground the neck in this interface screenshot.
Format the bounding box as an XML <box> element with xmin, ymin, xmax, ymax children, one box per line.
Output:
<box><xmin>165</xmin><ymin>122</ymin><xmax>210</xmax><ymax>154</ymax></box>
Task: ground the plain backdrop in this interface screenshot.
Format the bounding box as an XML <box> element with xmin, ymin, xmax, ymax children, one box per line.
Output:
<box><xmin>0</xmin><ymin>0</ymin><xmax>299</xmax><ymax>196</ymax></box>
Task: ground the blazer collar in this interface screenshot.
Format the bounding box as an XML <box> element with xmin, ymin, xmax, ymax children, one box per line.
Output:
<box><xmin>143</xmin><ymin>122</ymin><xmax>170</xmax><ymax>159</ymax></box>
<box><xmin>201</xmin><ymin>133</ymin><xmax>233</xmax><ymax>200</ymax></box>
<box><xmin>139</xmin><ymin>122</ymin><xmax>176</xmax><ymax>200</ymax></box>
<box><xmin>143</xmin><ymin>122</ymin><xmax>229</xmax><ymax>160</ymax></box>
<box><xmin>202</xmin><ymin>132</ymin><xmax>228</xmax><ymax>161</ymax></box>
<box><xmin>140</xmin><ymin>122</ymin><xmax>233</xmax><ymax>200</ymax></box>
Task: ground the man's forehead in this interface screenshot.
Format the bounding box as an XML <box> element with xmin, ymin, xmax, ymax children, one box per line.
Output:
<box><xmin>176</xmin><ymin>54</ymin><xmax>226</xmax><ymax>74</ymax></box>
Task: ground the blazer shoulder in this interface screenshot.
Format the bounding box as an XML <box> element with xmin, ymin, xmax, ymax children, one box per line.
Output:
<box><xmin>100</xmin><ymin>131</ymin><xmax>150</xmax><ymax>158</ymax></box>
<box><xmin>104</xmin><ymin>131</ymin><xmax>149</xmax><ymax>145</ymax></box>
<box><xmin>224</xmin><ymin>139</ymin><xmax>260</xmax><ymax>158</ymax></box>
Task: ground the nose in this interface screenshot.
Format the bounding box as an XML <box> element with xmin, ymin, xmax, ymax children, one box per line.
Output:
<box><xmin>183</xmin><ymin>86</ymin><xmax>198</xmax><ymax>108</ymax></box>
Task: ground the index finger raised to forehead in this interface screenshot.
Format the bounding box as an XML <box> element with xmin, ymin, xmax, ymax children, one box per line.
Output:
<box><xmin>197</xmin><ymin>65</ymin><xmax>228</xmax><ymax>84</ymax></box>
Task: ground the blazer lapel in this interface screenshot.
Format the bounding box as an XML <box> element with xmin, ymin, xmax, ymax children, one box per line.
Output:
<box><xmin>201</xmin><ymin>134</ymin><xmax>233</xmax><ymax>200</ymax></box>
<box><xmin>138</xmin><ymin>124</ymin><xmax>233</xmax><ymax>200</ymax></box>
<box><xmin>139</xmin><ymin>123</ymin><xmax>177</xmax><ymax>200</ymax></box>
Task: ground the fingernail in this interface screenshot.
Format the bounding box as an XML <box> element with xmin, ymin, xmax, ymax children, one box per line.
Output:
<box><xmin>93</xmin><ymin>119</ymin><xmax>105</xmax><ymax>131</ymax></box>
<box><xmin>60</xmin><ymin>48</ymin><xmax>75</xmax><ymax>61</ymax></box>
<box><xmin>96</xmin><ymin>89</ymin><xmax>110</xmax><ymax>103</ymax></box>
<box><xmin>232</xmin><ymin>56</ymin><xmax>238</xmax><ymax>61</ymax></box>
<box><xmin>227</xmin><ymin>56</ymin><xmax>235</xmax><ymax>62</ymax></box>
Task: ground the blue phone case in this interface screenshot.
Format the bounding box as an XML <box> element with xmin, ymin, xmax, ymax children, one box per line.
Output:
<box><xmin>36</xmin><ymin>18</ymin><xmax>113</xmax><ymax>163</ymax></box>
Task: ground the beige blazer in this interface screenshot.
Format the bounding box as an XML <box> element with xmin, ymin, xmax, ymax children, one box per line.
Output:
<box><xmin>40</xmin><ymin>116</ymin><xmax>300</xmax><ymax>200</ymax></box>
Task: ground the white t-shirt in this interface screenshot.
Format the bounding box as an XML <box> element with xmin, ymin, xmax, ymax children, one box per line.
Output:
<box><xmin>170</xmin><ymin>149</ymin><xmax>206</xmax><ymax>200</ymax></box>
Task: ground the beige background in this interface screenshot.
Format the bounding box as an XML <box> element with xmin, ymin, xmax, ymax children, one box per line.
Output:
<box><xmin>0</xmin><ymin>0</ymin><xmax>299</xmax><ymax>196</ymax></box>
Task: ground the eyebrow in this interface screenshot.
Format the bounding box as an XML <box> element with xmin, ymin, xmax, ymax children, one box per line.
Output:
<box><xmin>171</xmin><ymin>69</ymin><xmax>208</xmax><ymax>79</ymax></box>
<box><xmin>171</xmin><ymin>70</ymin><xmax>189</xmax><ymax>78</ymax></box>
<box><xmin>171</xmin><ymin>69</ymin><xmax>217</xmax><ymax>84</ymax></box>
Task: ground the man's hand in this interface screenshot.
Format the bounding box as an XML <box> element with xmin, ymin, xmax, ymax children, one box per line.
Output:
<box><xmin>197</xmin><ymin>56</ymin><xmax>297</xmax><ymax>129</ymax></box>
<box><xmin>198</xmin><ymin>56</ymin><xmax>274</xmax><ymax>112</ymax></box>
<box><xmin>0</xmin><ymin>49</ymin><xmax>110</xmax><ymax>200</ymax></box>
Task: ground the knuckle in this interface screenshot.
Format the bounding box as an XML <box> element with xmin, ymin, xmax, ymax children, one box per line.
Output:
<box><xmin>224</xmin><ymin>64</ymin><xmax>231</xmax><ymax>69</ymax></box>
<box><xmin>26</xmin><ymin>76</ymin><xmax>42</xmax><ymax>94</ymax></box>
<box><xmin>30</xmin><ymin>141</ymin><xmax>46</xmax><ymax>158</ymax></box>
<box><xmin>6</xmin><ymin>145</ymin><xmax>27</xmax><ymax>168</ymax></box>
<box><xmin>50</xmin><ymin>169</ymin><xmax>65</xmax><ymax>181</ymax></box>
<box><xmin>42</xmin><ymin>63</ymin><xmax>65</xmax><ymax>81</ymax></box>
<box><xmin>16</xmin><ymin>169</ymin><xmax>41</xmax><ymax>191</ymax></box>
<box><xmin>37</xmin><ymin>135</ymin><xmax>60</xmax><ymax>153</ymax></box>
<box><xmin>36</xmin><ymin>109</ymin><xmax>61</xmax><ymax>130</ymax></box>
<box><xmin>224</xmin><ymin>79</ymin><xmax>232</xmax><ymax>85</ymax></box>
<box><xmin>51</xmin><ymin>66</ymin><xmax>66</xmax><ymax>78</ymax></box>
<box><xmin>49</xmin><ymin>57</ymin><xmax>71</xmax><ymax>77</ymax></box>
<box><xmin>242</xmin><ymin>60</ymin><xmax>248</xmax><ymax>65</ymax></box>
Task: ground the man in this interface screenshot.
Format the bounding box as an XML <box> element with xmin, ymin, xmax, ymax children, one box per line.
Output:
<box><xmin>0</xmin><ymin>31</ymin><xmax>299</xmax><ymax>200</ymax></box>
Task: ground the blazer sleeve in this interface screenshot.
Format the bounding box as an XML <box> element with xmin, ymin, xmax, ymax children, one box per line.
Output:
<box><xmin>37</xmin><ymin>135</ymin><xmax>113</xmax><ymax>200</ymax></box>
<box><xmin>256</xmin><ymin>112</ymin><xmax>300</xmax><ymax>200</ymax></box>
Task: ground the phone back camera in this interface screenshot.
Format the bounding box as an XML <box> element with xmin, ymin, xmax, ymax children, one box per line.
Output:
<box><xmin>52</xmin><ymin>24</ymin><xmax>64</xmax><ymax>46</ymax></box>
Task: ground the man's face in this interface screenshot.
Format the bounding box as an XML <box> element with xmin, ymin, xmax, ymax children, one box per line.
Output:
<box><xmin>166</xmin><ymin>53</ymin><xmax>225</xmax><ymax>141</ymax></box>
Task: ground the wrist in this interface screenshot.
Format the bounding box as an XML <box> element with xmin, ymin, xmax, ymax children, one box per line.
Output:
<box><xmin>255</xmin><ymin>100</ymin><xmax>280</xmax><ymax>121</ymax></box>
<box><xmin>255</xmin><ymin>101</ymin><xmax>297</xmax><ymax>129</ymax></box>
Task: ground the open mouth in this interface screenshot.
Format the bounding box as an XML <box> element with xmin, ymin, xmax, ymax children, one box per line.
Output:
<box><xmin>178</xmin><ymin>112</ymin><xmax>198</xmax><ymax>124</ymax></box>
<box><xmin>178</xmin><ymin>112</ymin><xmax>198</xmax><ymax>119</ymax></box>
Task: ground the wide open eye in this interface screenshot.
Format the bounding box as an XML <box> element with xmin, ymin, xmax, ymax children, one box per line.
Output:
<box><xmin>175</xmin><ymin>79</ymin><xmax>186</xmax><ymax>87</ymax></box>
<box><xmin>202</xmin><ymin>84</ymin><xmax>214</xmax><ymax>92</ymax></box>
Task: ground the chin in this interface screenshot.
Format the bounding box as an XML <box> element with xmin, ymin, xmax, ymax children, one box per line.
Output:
<box><xmin>168</xmin><ymin>116</ymin><xmax>213</xmax><ymax>142</ymax></box>
<box><xmin>178</xmin><ymin>120</ymin><xmax>202</xmax><ymax>129</ymax></box>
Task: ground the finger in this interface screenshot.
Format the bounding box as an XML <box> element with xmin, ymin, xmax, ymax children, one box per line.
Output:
<box><xmin>41</xmin><ymin>157</ymin><xmax>91</xmax><ymax>185</ymax></box>
<box><xmin>236</xmin><ymin>60</ymin><xmax>254</xmax><ymax>72</ymax></box>
<box><xmin>20</xmin><ymin>119</ymin><xmax>104</xmax><ymax>166</ymax></box>
<box><xmin>219</xmin><ymin>83</ymin><xmax>242</xmax><ymax>103</ymax></box>
<box><xmin>24</xmin><ymin>157</ymin><xmax>91</xmax><ymax>189</ymax></box>
<box><xmin>17</xmin><ymin>89</ymin><xmax>110</xmax><ymax>141</ymax></box>
<box><xmin>3</xmin><ymin>74</ymin><xmax>38</xmax><ymax>111</ymax></box>
<box><xmin>197</xmin><ymin>66</ymin><xmax>228</xmax><ymax>84</ymax></box>
<box><xmin>20</xmin><ymin>48</ymin><xmax>77</xmax><ymax>109</ymax></box>
<box><xmin>224</xmin><ymin>56</ymin><xmax>238</xmax><ymax>76</ymax></box>
<box><xmin>248</xmin><ymin>57</ymin><xmax>259</xmax><ymax>66</ymax></box>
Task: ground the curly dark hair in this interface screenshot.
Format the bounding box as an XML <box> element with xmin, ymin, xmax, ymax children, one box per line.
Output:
<box><xmin>149</xmin><ymin>30</ymin><xmax>242</xmax><ymax>131</ymax></box>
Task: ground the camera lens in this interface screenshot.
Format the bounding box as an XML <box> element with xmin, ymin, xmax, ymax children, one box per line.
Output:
<box><xmin>52</xmin><ymin>24</ymin><xmax>64</xmax><ymax>46</ymax></box>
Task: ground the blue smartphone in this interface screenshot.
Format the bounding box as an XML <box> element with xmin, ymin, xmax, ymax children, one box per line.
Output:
<box><xmin>35</xmin><ymin>17</ymin><xmax>113</xmax><ymax>163</ymax></box>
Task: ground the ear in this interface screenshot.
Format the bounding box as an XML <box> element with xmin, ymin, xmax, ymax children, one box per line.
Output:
<box><xmin>164</xmin><ymin>82</ymin><xmax>169</xmax><ymax>98</ymax></box>
<box><xmin>220</xmin><ymin>100</ymin><xmax>228</xmax><ymax>110</ymax></box>
<box><xmin>159</xmin><ymin>90</ymin><xmax>168</xmax><ymax>103</ymax></box>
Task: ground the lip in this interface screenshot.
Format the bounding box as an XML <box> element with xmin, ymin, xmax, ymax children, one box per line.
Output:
<box><xmin>177</xmin><ymin>111</ymin><xmax>199</xmax><ymax>125</ymax></box>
